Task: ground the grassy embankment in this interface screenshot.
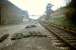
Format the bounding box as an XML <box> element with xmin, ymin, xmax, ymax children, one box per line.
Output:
<box><xmin>48</xmin><ymin>12</ymin><xmax>76</xmax><ymax>31</ymax></box>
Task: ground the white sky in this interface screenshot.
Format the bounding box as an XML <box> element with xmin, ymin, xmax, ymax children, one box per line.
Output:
<box><xmin>8</xmin><ymin>0</ymin><xmax>66</xmax><ymax>19</ymax></box>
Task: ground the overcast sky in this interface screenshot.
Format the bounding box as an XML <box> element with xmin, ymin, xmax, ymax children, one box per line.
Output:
<box><xmin>8</xmin><ymin>0</ymin><xmax>67</xmax><ymax>19</ymax></box>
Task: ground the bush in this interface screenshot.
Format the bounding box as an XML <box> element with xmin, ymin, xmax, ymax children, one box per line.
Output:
<box><xmin>65</xmin><ymin>0</ymin><xmax>76</xmax><ymax>24</ymax></box>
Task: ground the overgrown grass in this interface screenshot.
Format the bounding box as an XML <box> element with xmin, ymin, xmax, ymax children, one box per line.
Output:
<box><xmin>48</xmin><ymin>15</ymin><xmax>76</xmax><ymax>29</ymax></box>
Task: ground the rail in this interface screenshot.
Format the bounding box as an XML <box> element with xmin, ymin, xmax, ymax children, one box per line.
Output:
<box><xmin>39</xmin><ymin>22</ymin><xmax>76</xmax><ymax>50</ymax></box>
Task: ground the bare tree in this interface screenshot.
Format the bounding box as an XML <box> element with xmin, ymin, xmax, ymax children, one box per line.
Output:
<box><xmin>46</xmin><ymin>3</ymin><xmax>53</xmax><ymax>19</ymax></box>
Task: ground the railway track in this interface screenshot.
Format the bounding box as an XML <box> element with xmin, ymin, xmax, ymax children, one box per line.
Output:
<box><xmin>39</xmin><ymin>22</ymin><xmax>76</xmax><ymax>50</ymax></box>
<box><xmin>28</xmin><ymin>30</ymin><xmax>71</xmax><ymax>50</ymax></box>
